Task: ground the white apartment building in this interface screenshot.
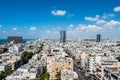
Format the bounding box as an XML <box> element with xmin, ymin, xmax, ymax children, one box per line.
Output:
<box><xmin>87</xmin><ymin>52</ymin><xmax>106</xmax><ymax>73</ymax></box>
<box><xmin>61</xmin><ymin>69</ymin><xmax>78</xmax><ymax>80</ymax></box>
<box><xmin>80</xmin><ymin>52</ymin><xmax>88</xmax><ymax>69</ymax></box>
<box><xmin>9</xmin><ymin>44</ymin><xmax>23</xmax><ymax>54</ymax></box>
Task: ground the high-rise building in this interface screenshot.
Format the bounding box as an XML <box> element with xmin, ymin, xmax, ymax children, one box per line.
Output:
<box><xmin>96</xmin><ymin>34</ymin><xmax>101</xmax><ymax>42</ymax></box>
<box><xmin>8</xmin><ymin>36</ymin><xmax>23</xmax><ymax>43</ymax></box>
<box><xmin>60</xmin><ymin>30</ymin><xmax>66</xmax><ymax>43</ymax></box>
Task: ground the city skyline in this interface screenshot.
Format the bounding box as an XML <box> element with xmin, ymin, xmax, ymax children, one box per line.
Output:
<box><xmin>0</xmin><ymin>0</ymin><xmax>120</xmax><ymax>39</ymax></box>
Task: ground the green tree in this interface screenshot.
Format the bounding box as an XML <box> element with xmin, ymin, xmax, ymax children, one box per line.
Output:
<box><xmin>40</xmin><ymin>72</ymin><xmax>50</xmax><ymax>80</ymax></box>
<box><xmin>55</xmin><ymin>71</ymin><xmax>61</xmax><ymax>80</ymax></box>
<box><xmin>116</xmin><ymin>44</ymin><xmax>120</xmax><ymax>46</ymax></box>
<box><xmin>36</xmin><ymin>66</ymin><xmax>50</xmax><ymax>80</ymax></box>
<box><xmin>43</xmin><ymin>66</ymin><xmax>47</xmax><ymax>73</ymax></box>
<box><xmin>21</xmin><ymin>51</ymin><xmax>33</xmax><ymax>64</ymax></box>
<box><xmin>0</xmin><ymin>69</ymin><xmax>13</xmax><ymax>79</ymax></box>
<box><xmin>116</xmin><ymin>56</ymin><xmax>120</xmax><ymax>61</ymax></box>
<box><xmin>104</xmin><ymin>53</ymin><xmax>107</xmax><ymax>56</ymax></box>
<box><xmin>77</xmin><ymin>61</ymin><xmax>80</xmax><ymax>65</ymax></box>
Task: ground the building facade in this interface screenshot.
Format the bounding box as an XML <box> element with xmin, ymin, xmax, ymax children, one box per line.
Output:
<box><xmin>60</xmin><ymin>31</ymin><xmax>66</xmax><ymax>43</ymax></box>
<box><xmin>96</xmin><ymin>34</ymin><xmax>101</xmax><ymax>42</ymax></box>
<box><xmin>8</xmin><ymin>36</ymin><xmax>23</xmax><ymax>43</ymax></box>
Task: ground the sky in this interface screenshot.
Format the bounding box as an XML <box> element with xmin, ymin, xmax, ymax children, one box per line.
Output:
<box><xmin>0</xmin><ymin>0</ymin><xmax>120</xmax><ymax>39</ymax></box>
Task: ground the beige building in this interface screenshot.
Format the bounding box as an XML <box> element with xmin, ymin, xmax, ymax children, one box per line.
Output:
<box><xmin>80</xmin><ymin>52</ymin><xmax>88</xmax><ymax>69</ymax></box>
<box><xmin>47</xmin><ymin>53</ymin><xmax>73</xmax><ymax>80</ymax></box>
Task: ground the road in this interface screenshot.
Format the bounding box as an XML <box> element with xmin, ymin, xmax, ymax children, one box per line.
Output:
<box><xmin>66</xmin><ymin>49</ymin><xmax>89</xmax><ymax>80</ymax></box>
<box><xmin>74</xmin><ymin>63</ymin><xmax>85</xmax><ymax>80</ymax></box>
<box><xmin>73</xmin><ymin>60</ymin><xmax>90</xmax><ymax>80</ymax></box>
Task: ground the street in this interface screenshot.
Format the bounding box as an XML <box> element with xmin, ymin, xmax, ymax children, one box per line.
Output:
<box><xmin>66</xmin><ymin>49</ymin><xmax>89</xmax><ymax>80</ymax></box>
<box><xmin>73</xmin><ymin>60</ymin><xmax>89</xmax><ymax>80</ymax></box>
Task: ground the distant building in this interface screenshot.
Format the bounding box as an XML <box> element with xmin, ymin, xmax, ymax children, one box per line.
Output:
<box><xmin>96</xmin><ymin>34</ymin><xmax>101</xmax><ymax>42</ymax></box>
<box><xmin>60</xmin><ymin>30</ymin><xmax>66</xmax><ymax>43</ymax></box>
<box><xmin>8</xmin><ymin>36</ymin><xmax>23</xmax><ymax>43</ymax></box>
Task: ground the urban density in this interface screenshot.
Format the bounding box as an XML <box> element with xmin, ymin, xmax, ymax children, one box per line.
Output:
<box><xmin>0</xmin><ymin>32</ymin><xmax>120</xmax><ymax>80</ymax></box>
<box><xmin>0</xmin><ymin>0</ymin><xmax>120</xmax><ymax>80</ymax></box>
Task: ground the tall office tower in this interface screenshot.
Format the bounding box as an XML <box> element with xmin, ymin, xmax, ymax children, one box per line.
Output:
<box><xmin>96</xmin><ymin>34</ymin><xmax>101</xmax><ymax>42</ymax></box>
<box><xmin>60</xmin><ymin>30</ymin><xmax>66</xmax><ymax>43</ymax></box>
<box><xmin>8</xmin><ymin>36</ymin><xmax>23</xmax><ymax>43</ymax></box>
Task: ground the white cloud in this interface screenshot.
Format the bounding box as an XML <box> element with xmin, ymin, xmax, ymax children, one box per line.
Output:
<box><xmin>40</xmin><ymin>30</ymin><xmax>59</xmax><ymax>39</ymax></box>
<box><xmin>66</xmin><ymin>24</ymin><xmax>103</xmax><ymax>39</ymax></box>
<box><xmin>102</xmin><ymin>13</ymin><xmax>115</xmax><ymax>19</ymax></box>
<box><xmin>114</xmin><ymin>6</ymin><xmax>120</xmax><ymax>12</ymax></box>
<box><xmin>69</xmin><ymin>24</ymin><xmax>74</xmax><ymax>27</ymax></box>
<box><xmin>30</xmin><ymin>27</ymin><xmax>37</xmax><ymax>31</ymax></box>
<box><xmin>67</xmin><ymin>24</ymin><xmax>74</xmax><ymax>30</ymax></box>
<box><xmin>96</xmin><ymin>20</ymin><xmax>106</xmax><ymax>24</ymax></box>
<box><xmin>103</xmin><ymin>20</ymin><xmax>120</xmax><ymax>27</ymax></box>
<box><xmin>85</xmin><ymin>15</ymin><xmax>100</xmax><ymax>21</ymax></box>
<box><xmin>40</xmin><ymin>20</ymin><xmax>120</xmax><ymax>39</ymax></box>
<box><xmin>53</xmin><ymin>31</ymin><xmax>59</xmax><ymax>34</ymax></box>
<box><xmin>79</xmin><ymin>24</ymin><xmax>103</xmax><ymax>31</ymax></box>
<box><xmin>108</xmin><ymin>13</ymin><xmax>115</xmax><ymax>17</ymax></box>
<box><xmin>51</xmin><ymin>27</ymin><xmax>61</xmax><ymax>31</ymax></box>
<box><xmin>51</xmin><ymin>10</ymin><xmax>66</xmax><ymax>16</ymax></box>
<box><xmin>12</xmin><ymin>27</ymin><xmax>17</xmax><ymax>31</ymax></box>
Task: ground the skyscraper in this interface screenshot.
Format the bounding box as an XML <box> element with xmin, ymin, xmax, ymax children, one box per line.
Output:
<box><xmin>60</xmin><ymin>30</ymin><xmax>66</xmax><ymax>43</ymax></box>
<box><xmin>8</xmin><ymin>36</ymin><xmax>23</xmax><ymax>43</ymax></box>
<box><xmin>96</xmin><ymin>34</ymin><xmax>101</xmax><ymax>42</ymax></box>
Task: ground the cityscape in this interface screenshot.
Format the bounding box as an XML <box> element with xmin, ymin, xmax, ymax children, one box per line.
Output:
<box><xmin>0</xmin><ymin>0</ymin><xmax>120</xmax><ymax>80</ymax></box>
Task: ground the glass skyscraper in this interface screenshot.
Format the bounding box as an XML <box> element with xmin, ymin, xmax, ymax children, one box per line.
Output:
<box><xmin>96</xmin><ymin>34</ymin><xmax>101</xmax><ymax>42</ymax></box>
<box><xmin>60</xmin><ymin>30</ymin><xmax>66</xmax><ymax>43</ymax></box>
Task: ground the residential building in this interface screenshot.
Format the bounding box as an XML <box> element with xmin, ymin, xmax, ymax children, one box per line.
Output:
<box><xmin>80</xmin><ymin>52</ymin><xmax>88</xmax><ymax>69</ymax></box>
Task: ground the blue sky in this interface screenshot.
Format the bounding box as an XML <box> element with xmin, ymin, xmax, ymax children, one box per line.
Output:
<box><xmin>0</xmin><ymin>0</ymin><xmax>120</xmax><ymax>39</ymax></box>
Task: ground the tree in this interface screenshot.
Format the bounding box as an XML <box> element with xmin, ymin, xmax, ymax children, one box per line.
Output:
<box><xmin>55</xmin><ymin>71</ymin><xmax>61</xmax><ymax>80</ymax></box>
<box><xmin>21</xmin><ymin>51</ymin><xmax>33</xmax><ymax>64</ymax></box>
<box><xmin>36</xmin><ymin>66</ymin><xmax>50</xmax><ymax>80</ymax></box>
<box><xmin>116</xmin><ymin>56</ymin><xmax>120</xmax><ymax>61</ymax></box>
<box><xmin>40</xmin><ymin>72</ymin><xmax>50</xmax><ymax>80</ymax></box>
<box><xmin>77</xmin><ymin>61</ymin><xmax>80</xmax><ymax>65</ymax></box>
<box><xmin>0</xmin><ymin>69</ymin><xmax>13</xmax><ymax>79</ymax></box>
<box><xmin>117</xmin><ymin>44</ymin><xmax>120</xmax><ymax>46</ymax></box>
<box><xmin>43</xmin><ymin>66</ymin><xmax>47</xmax><ymax>73</ymax></box>
<box><xmin>104</xmin><ymin>53</ymin><xmax>107</xmax><ymax>56</ymax></box>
